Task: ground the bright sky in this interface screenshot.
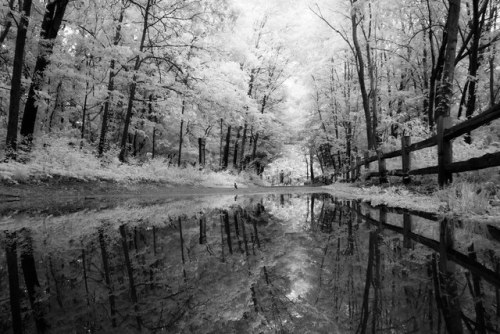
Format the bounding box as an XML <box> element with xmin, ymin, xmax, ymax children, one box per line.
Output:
<box><xmin>231</xmin><ymin>0</ymin><xmax>347</xmax><ymax>138</ymax></box>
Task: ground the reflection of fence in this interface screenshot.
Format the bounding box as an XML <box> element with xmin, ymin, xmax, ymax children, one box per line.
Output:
<box><xmin>339</xmin><ymin>104</ymin><xmax>500</xmax><ymax>185</ymax></box>
<box><xmin>344</xmin><ymin>200</ymin><xmax>500</xmax><ymax>288</ymax></box>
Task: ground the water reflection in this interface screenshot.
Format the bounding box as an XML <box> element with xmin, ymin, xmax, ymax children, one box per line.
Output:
<box><xmin>0</xmin><ymin>194</ymin><xmax>499</xmax><ymax>333</ymax></box>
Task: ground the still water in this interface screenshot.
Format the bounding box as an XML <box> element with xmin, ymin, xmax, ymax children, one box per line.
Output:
<box><xmin>0</xmin><ymin>193</ymin><xmax>499</xmax><ymax>333</ymax></box>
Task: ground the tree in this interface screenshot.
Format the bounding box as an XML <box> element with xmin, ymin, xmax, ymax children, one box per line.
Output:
<box><xmin>5</xmin><ymin>0</ymin><xmax>33</xmax><ymax>159</ymax></box>
<box><xmin>20</xmin><ymin>0</ymin><xmax>69</xmax><ymax>144</ymax></box>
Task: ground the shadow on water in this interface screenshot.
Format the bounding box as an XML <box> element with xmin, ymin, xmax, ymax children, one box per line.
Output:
<box><xmin>0</xmin><ymin>193</ymin><xmax>500</xmax><ymax>333</ymax></box>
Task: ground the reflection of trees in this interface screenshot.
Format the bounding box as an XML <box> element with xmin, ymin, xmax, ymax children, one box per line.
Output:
<box><xmin>5</xmin><ymin>232</ymin><xmax>22</xmax><ymax>334</ymax></box>
<box><xmin>314</xmin><ymin>194</ymin><xmax>500</xmax><ymax>333</ymax></box>
<box><xmin>1</xmin><ymin>194</ymin><xmax>500</xmax><ymax>333</ymax></box>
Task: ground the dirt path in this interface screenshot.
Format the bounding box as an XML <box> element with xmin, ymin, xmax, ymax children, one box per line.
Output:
<box><xmin>0</xmin><ymin>184</ymin><xmax>328</xmax><ymax>215</ymax></box>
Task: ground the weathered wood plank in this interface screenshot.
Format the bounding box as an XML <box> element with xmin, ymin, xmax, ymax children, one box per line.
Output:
<box><xmin>364</xmin><ymin>169</ymin><xmax>404</xmax><ymax>180</ymax></box>
<box><xmin>350</xmin><ymin>207</ymin><xmax>500</xmax><ymax>288</ymax></box>
<box><xmin>409</xmin><ymin>166</ymin><xmax>439</xmax><ymax>175</ymax></box>
<box><xmin>447</xmin><ymin>151</ymin><xmax>500</xmax><ymax>173</ymax></box>
<box><xmin>408</xmin><ymin>136</ymin><xmax>437</xmax><ymax>153</ymax></box>
<box><xmin>444</xmin><ymin>103</ymin><xmax>500</xmax><ymax>141</ymax></box>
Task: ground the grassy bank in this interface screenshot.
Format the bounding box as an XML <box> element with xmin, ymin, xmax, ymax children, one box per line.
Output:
<box><xmin>0</xmin><ymin>137</ymin><xmax>265</xmax><ymax>192</ymax></box>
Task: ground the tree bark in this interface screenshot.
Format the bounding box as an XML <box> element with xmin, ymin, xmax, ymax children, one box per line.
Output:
<box><xmin>309</xmin><ymin>147</ymin><xmax>315</xmax><ymax>180</ymax></box>
<box><xmin>489</xmin><ymin>3</ymin><xmax>497</xmax><ymax>106</ymax></box>
<box><xmin>219</xmin><ymin>118</ymin><xmax>223</xmax><ymax>166</ymax></box>
<box><xmin>239</xmin><ymin>122</ymin><xmax>248</xmax><ymax>170</ymax></box>
<box><xmin>199</xmin><ymin>217</ymin><xmax>207</xmax><ymax>244</ymax></box>
<box><xmin>176</xmin><ymin>99</ymin><xmax>186</xmax><ymax>167</ymax></box>
<box><xmin>351</xmin><ymin>0</ymin><xmax>374</xmax><ymax>149</ymax></box>
<box><xmin>119</xmin><ymin>0</ymin><xmax>151</xmax><ymax>162</ymax></box>
<box><xmin>98</xmin><ymin>6</ymin><xmax>125</xmax><ymax>156</ymax></box>
<box><xmin>436</xmin><ymin>0</ymin><xmax>461</xmax><ymax>186</ymax></box>
<box><xmin>464</xmin><ymin>0</ymin><xmax>486</xmax><ymax>144</ymax></box>
<box><xmin>198</xmin><ymin>137</ymin><xmax>206</xmax><ymax>166</ymax></box>
<box><xmin>251</xmin><ymin>132</ymin><xmax>258</xmax><ymax>162</ymax></box>
<box><xmin>20</xmin><ymin>0</ymin><xmax>69</xmax><ymax>142</ymax></box>
<box><xmin>5</xmin><ymin>0</ymin><xmax>33</xmax><ymax>158</ymax></box>
<box><xmin>233</xmin><ymin>126</ymin><xmax>241</xmax><ymax>168</ymax></box>
<box><xmin>223</xmin><ymin>125</ymin><xmax>231</xmax><ymax>169</ymax></box>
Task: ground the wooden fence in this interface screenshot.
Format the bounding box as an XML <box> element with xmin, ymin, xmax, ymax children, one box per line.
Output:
<box><xmin>338</xmin><ymin>103</ymin><xmax>500</xmax><ymax>185</ymax></box>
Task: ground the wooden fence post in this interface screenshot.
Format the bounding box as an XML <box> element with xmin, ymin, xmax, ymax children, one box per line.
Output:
<box><xmin>401</xmin><ymin>135</ymin><xmax>411</xmax><ymax>184</ymax></box>
<box><xmin>437</xmin><ymin>115</ymin><xmax>453</xmax><ymax>186</ymax></box>
<box><xmin>198</xmin><ymin>138</ymin><xmax>206</xmax><ymax>166</ymax></box>
<box><xmin>403</xmin><ymin>212</ymin><xmax>412</xmax><ymax>249</ymax></box>
<box><xmin>378</xmin><ymin>150</ymin><xmax>387</xmax><ymax>184</ymax></box>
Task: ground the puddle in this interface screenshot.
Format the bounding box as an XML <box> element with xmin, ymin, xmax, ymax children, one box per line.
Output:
<box><xmin>0</xmin><ymin>193</ymin><xmax>499</xmax><ymax>333</ymax></box>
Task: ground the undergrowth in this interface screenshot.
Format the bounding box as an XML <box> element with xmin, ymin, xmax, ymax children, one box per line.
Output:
<box><xmin>0</xmin><ymin>136</ymin><xmax>258</xmax><ymax>187</ymax></box>
<box><xmin>435</xmin><ymin>181</ymin><xmax>491</xmax><ymax>215</ymax></box>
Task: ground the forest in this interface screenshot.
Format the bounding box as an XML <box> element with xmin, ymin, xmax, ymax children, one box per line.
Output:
<box><xmin>1</xmin><ymin>0</ymin><xmax>500</xmax><ymax>188</ymax></box>
<box><xmin>3</xmin><ymin>1</ymin><xmax>500</xmax><ymax>332</ymax></box>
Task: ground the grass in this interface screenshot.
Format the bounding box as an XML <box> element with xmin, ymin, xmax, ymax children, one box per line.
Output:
<box><xmin>435</xmin><ymin>181</ymin><xmax>492</xmax><ymax>215</ymax></box>
<box><xmin>0</xmin><ymin>136</ymin><xmax>260</xmax><ymax>188</ymax></box>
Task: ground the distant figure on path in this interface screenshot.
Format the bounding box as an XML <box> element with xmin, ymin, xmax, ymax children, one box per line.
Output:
<box><xmin>279</xmin><ymin>170</ymin><xmax>284</xmax><ymax>184</ymax></box>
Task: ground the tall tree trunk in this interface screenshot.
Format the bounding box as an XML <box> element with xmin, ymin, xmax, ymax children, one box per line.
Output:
<box><xmin>233</xmin><ymin>126</ymin><xmax>241</xmax><ymax>168</ymax></box>
<box><xmin>219</xmin><ymin>118</ymin><xmax>223</xmax><ymax>166</ymax></box>
<box><xmin>316</xmin><ymin>148</ymin><xmax>324</xmax><ymax>174</ymax></box>
<box><xmin>305</xmin><ymin>155</ymin><xmax>309</xmax><ymax>180</ymax></box>
<box><xmin>426</xmin><ymin>0</ymin><xmax>449</xmax><ymax>129</ymax></box>
<box><xmin>176</xmin><ymin>99</ymin><xmax>186</xmax><ymax>167</ymax></box>
<box><xmin>346</xmin><ymin>122</ymin><xmax>352</xmax><ymax>167</ymax></box>
<box><xmin>198</xmin><ymin>137</ymin><xmax>206</xmax><ymax>166</ymax></box>
<box><xmin>118</xmin><ymin>0</ymin><xmax>151</xmax><ymax>162</ymax></box>
<box><xmin>260</xmin><ymin>95</ymin><xmax>267</xmax><ymax>114</ymax></box>
<box><xmin>464</xmin><ymin>0</ymin><xmax>486</xmax><ymax>144</ymax></box>
<box><xmin>199</xmin><ymin>217</ymin><xmax>207</xmax><ymax>244</ymax></box>
<box><xmin>239</xmin><ymin>122</ymin><xmax>248</xmax><ymax>170</ymax></box>
<box><xmin>251</xmin><ymin>132</ymin><xmax>258</xmax><ymax>162</ymax></box>
<box><xmin>98</xmin><ymin>6</ymin><xmax>125</xmax><ymax>156</ymax></box>
<box><xmin>20</xmin><ymin>0</ymin><xmax>69</xmax><ymax>143</ymax></box>
<box><xmin>152</xmin><ymin>127</ymin><xmax>156</xmax><ymax>158</ymax></box>
<box><xmin>81</xmin><ymin>81</ymin><xmax>89</xmax><ymax>145</ymax></box>
<box><xmin>365</xmin><ymin>12</ymin><xmax>379</xmax><ymax>146</ymax></box>
<box><xmin>5</xmin><ymin>0</ymin><xmax>32</xmax><ymax>159</ymax></box>
<box><xmin>422</xmin><ymin>23</ymin><xmax>430</xmax><ymax>122</ymax></box>
<box><xmin>222</xmin><ymin>125</ymin><xmax>231</xmax><ymax>169</ymax></box>
<box><xmin>309</xmin><ymin>147</ymin><xmax>315</xmax><ymax>180</ymax></box>
<box><xmin>436</xmin><ymin>0</ymin><xmax>461</xmax><ymax>186</ymax></box>
<box><xmin>351</xmin><ymin>0</ymin><xmax>374</xmax><ymax>150</ymax></box>
<box><xmin>489</xmin><ymin>0</ymin><xmax>498</xmax><ymax>107</ymax></box>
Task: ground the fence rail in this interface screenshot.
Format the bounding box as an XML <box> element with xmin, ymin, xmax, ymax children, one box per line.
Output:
<box><xmin>341</xmin><ymin>102</ymin><xmax>500</xmax><ymax>185</ymax></box>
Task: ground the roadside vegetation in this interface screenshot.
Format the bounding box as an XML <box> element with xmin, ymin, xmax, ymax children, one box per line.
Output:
<box><xmin>0</xmin><ymin>136</ymin><xmax>263</xmax><ymax>188</ymax></box>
